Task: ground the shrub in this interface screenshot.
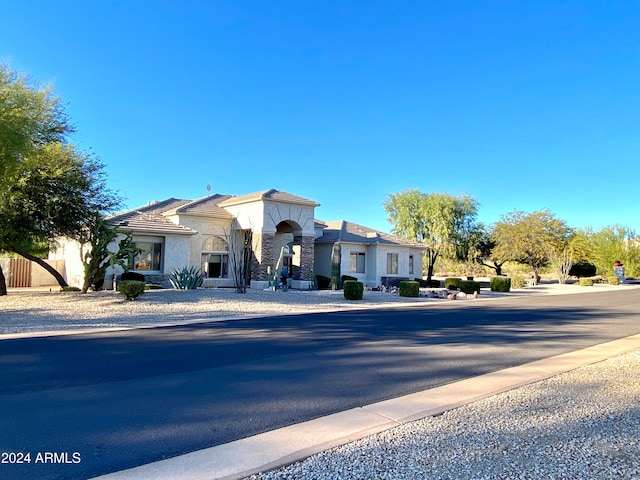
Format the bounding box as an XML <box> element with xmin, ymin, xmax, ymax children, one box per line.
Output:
<box><xmin>399</xmin><ymin>281</ymin><xmax>419</xmax><ymax>297</ymax></box>
<box><xmin>569</xmin><ymin>262</ymin><xmax>597</xmax><ymax>278</ymax></box>
<box><xmin>60</xmin><ymin>286</ymin><xmax>81</xmax><ymax>292</ymax></box>
<box><xmin>490</xmin><ymin>276</ymin><xmax>511</xmax><ymax>292</ymax></box>
<box><xmin>444</xmin><ymin>277</ymin><xmax>461</xmax><ymax>290</ymax></box>
<box><xmin>579</xmin><ymin>278</ymin><xmax>594</xmax><ymax>287</ymax></box>
<box><xmin>510</xmin><ymin>274</ymin><xmax>526</xmax><ymax>289</ymax></box>
<box><xmin>459</xmin><ymin>280</ymin><xmax>480</xmax><ymax>294</ymax></box>
<box><xmin>122</xmin><ymin>271</ymin><xmax>146</xmax><ymax>282</ymax></box>
<box><xmin>416</xmin><ymin>278</ymin><xmax>441</xmax><ymax>288</ymax></box>
<box><xmin>315</xmin><ymin>275</ymin><xmax>331</xmax><ymax>290</ymax></box>
<box><xmin>343</xmin><ymin>280</ymin><xmax>364</xmax><ymax>300</ymax></box>
<box><xmin>117</xmin><ymin>280</ymin><xmax>145</xmax><ymax>300</ymax></box>
<box><xmin>170</xmin><ymin>266</ymin><xmax>204</xmax><ymax>289</ymax></box>
<box><xmin>608</xmin><ymin>276</ymin><xmax>620</xmax><ymax>285</ymax></box>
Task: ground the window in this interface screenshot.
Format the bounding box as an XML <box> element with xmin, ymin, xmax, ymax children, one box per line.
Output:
<box><xmin>409</xmin><ymin>255</ymin><xmax>414</xmax><ymax>275</ymax></box>
<box><xmin>131</xmin><ymin>241</ymin><xmax>163</xmax><ymax>271</ymax></box>
<box><xmin>386</xmin><ymin>253</ymin><xmax>398</xmax><ymax>275</ymax></box>
<box><xmin>203</xmin><ymin>254</ymin><xmax>229</xmax><ymax>278</ymax></box>
<box><xmin>202</xmin><ymin>236</ymin><xmax>229</xmax><ymax>278</ymax></box>
<box><xmin>349</xmin><ymin>252</ymin><xmax>365</xmax><ymax>273</ymax></box>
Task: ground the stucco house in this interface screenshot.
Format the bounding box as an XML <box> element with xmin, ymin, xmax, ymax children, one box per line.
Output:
<box><xmin>314</xmin><ymin>220</ymin><xmax>426</xmax><ymax>288</ymax></box>
<box><xmin>50</xmin><ymin>189</ymin><xmax>425</xmax><ymax>290</ymax></box>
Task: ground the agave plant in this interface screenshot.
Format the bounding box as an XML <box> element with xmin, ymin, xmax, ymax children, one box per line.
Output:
<box><xmin>169</xmin><ymin>266</ymin><xmax>204</xmax><ymax>290</ymax></box>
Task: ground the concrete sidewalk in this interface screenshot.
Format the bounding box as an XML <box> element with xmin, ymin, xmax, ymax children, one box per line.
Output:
<box><xmin>91</xmin><ymin>333</ymin><xmax>640</xmax><ymax>480</ymax></box>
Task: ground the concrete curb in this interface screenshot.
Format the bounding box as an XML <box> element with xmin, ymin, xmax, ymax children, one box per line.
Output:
<box><xmin>90</xmin><ymin>333</ymin><xmax>640</xmax><ymax>480</ymax></box>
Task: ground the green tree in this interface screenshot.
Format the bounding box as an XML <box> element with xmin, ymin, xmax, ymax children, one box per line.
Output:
<box><xmin>384</xmin><ymin>190</ymin><xmax>479</xmax><ymax>282</ymax></box>
<box><xmin>473</xmin><ymin>224</ymin><xmax>506</xmax><ymax>276</ymax></box>
<box><xmin>586</xmin><ymin>225</ymin><xmax>640</xmax><ymax>277</ymax></box>
<box><xmin>0</xmin><ymin>65</ymin><xmax>120</xmax><ymax>295</ymax></box>
<box><xmin>0</xmin><ymin>66</ymin><xmax>69</xmax><ymax>185</ymax></box>
<box><xmin>491</xmin><ymin>210</ymin><xmax>572</xmax><ymax>284</ymax></box>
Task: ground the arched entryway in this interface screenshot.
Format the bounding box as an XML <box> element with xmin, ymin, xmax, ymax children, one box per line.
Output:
<box><xmin>274</xmin><ymin>220</ymin><xmax>302</xmax><ymax>281</ymax></box>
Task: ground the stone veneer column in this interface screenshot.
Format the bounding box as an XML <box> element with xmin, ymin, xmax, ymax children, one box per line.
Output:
<box><xmin>298</xmin><ymin>235</ymin><xmax>315</xmax><ymax>281</ymax></box>
<box><xmin>251</xmin><ymin>232</ymin><xmax>275</xmax><ymax>281</ymax></box>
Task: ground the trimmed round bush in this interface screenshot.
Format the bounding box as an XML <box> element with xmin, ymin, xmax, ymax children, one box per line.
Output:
<box><xmin>117</xmin><ymin>280</ymin><xmax>146</xmax><ymax>300</ymax></box>
<box><xmin>444</xmin><ymin>277</ymin><xmax>461</xmax><ymax>290</ymax></box>
<box><xmin>569</xmin><ymin>262</ymin><xmax>597</xmax><ymax>278</ymax></box>
<box><xmin>343</xmin><ymin>280</ymin><xmax>364</xmax><ymax>300</ymax></box>
<box><xmin>579</xmin><ymin>278</ymin><xmax>594</xmax><ymax>287</ymax></box>
<box><xmin>459</xmin><ymin>280</ymin><xmax>480</xmax><ymax>295</ymax></box>
<box><xmin>490</xmin><ymin>276</ymin><xmax>511</xmax><ymax>292</ymax></box>
<box><xmin>399</xmin><ymin>281</ymin><xmax>419</xmax><ymax>297</ymax></box>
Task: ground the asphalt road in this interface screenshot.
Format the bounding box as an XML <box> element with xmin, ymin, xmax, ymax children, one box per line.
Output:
<box><xmin>1</xmin><ymin>289</ymin><xmax>639</xmax><ymax>480</ymax></box>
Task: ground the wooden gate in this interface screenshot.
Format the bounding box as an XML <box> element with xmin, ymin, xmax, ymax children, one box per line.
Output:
<box><xmin>7</xmin><ymin>258</ymin><xmax>32</xmax><ymax>288</ymax></box>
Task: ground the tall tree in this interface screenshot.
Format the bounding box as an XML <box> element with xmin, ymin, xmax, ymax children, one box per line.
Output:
<box><xmin>491</xmin><ymin>210</ymin><xmax>572</xmax><ymax>284</ymax></box>
<box><xmin>0</xmin><ymin>66</ymin><xmax>70</xmax><ymax>184</ymax></box>
<box><xmin>0</xmin><ymin>65</ymin><xmax>120</xmax><ymax>295</ymax></box>
<box><xmin>384</xmin><ymin>190</ymin><xmax>479</xmax><ymax>282</ymax></box>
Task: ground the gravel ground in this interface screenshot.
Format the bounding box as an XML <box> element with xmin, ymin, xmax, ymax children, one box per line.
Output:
<box><xmin>2</xmin><ymin>282</ymin><xmax>635</xmax><ymax>336</ymax></box>
<box><xmin>0</xmin><ymin>287</ymin><xmax>467</xmax><ymax>335</ymax></box>
<box><xmin>246</xmin><ymin>350</ymin><xmax>640</xmax><ymax>480</ymax></box>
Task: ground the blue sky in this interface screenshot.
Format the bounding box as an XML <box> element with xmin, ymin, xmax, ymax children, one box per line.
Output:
<box><xmin>2</xmin><ymin>1</ymin><xmax>638</xmax><ymax>233</ymax></box>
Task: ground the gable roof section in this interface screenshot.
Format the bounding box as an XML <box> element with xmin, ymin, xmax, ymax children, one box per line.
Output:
<box><xmin>167</xmin><ymin>194</ymin><xmax>235</xmax><ymax>218</ymax></box>
<box><xmin>218</xmin><ymin>189</ymin><xmax>320</xmax><ymax>207</ymax></box>
<box><xmin>107</xmin><ymin>198</ymin><xmax>196</xmax><ymax>235</ymax></box>
<box><xmin>315</xmin><ymin>220</ymin><xmax>426</xmax><ymax>249</ymax></box>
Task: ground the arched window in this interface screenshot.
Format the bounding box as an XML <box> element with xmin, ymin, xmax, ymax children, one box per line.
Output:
<box><xmin>201</xmin><ymin>236</ymin><xmax>228</xmax><ymax>278</ymax></box>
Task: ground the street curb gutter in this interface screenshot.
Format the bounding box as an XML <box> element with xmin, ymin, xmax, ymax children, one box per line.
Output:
<box><xmin>91</xmin><ymin>333</ymin><xmax>640</xmax><ymax>480</ymax></box>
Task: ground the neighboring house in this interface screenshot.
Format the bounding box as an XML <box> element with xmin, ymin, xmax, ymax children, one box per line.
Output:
<box><xmin>50</xmin><ymin>189</ymin><xmax>425</xmax><ymax>289</ymax></box>
<box><xmin>314</xmin><ymin>220</ymin><xmax>426</xmax><ymax>287</ymax></box>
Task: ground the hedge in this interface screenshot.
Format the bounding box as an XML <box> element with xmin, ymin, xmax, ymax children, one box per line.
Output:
<box><xmin>490</xmin><ymin>276</ymin><xmax>511</xmax><ymax>292</ymax></box>
<box><xmin>459</xmin><ymin>280</ymin><xmax>480</xmax><ymax>294</ymax></box>
<box><xmin>399</xmin><ymin>281</ymin><xmax>419</xmax><ymax>297</ymax></box>
<box><xmin>343</xmin><ymin>280</ymin><xmax>364</xmax><ymax>300</ymax></box>
<box><xmin>569</xmin><ymin>262</ymin><xmax>597</xmax><ymax>278</ymax></box>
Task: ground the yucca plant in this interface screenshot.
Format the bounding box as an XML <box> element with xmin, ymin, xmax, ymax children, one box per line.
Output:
<box><xmin>170</xmin><ymin>266</ymin><xmax>204</xmax><ymax>290</ymax></box>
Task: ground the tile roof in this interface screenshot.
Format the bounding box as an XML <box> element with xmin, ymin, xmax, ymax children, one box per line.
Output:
<box><xmin>169</xmin><ymin>194</ymin><xmax>235</xmax><ymax>218</ymax></box>
<box><xmin>315</xmin><ymin>220</ymin><xmax>426</xmax><ymax>248</ymax></box>
<box><xmin>218</xmin><ymin>189</ymin><xmax>320</xmax><ymax>207</ymax></box>
<box><xmin>107</xmin><ymin>198</ymin><xmax>196</xmax><ymax>235</ymax></box>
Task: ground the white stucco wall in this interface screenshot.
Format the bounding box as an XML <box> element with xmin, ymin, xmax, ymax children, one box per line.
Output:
<box><xmin>221</xmin><ymin>203</ymin><xmax>265</xmax><ymax>231</ymax></box>
<box><xmin>163</xmin><ymin>235</ymin><xmax>192</xmax><ymax>273</ymax></box>
<box><xmin>49</xmin><ymin>237</ymin><xmax>87</xmax><ymax>288</ymax></box>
